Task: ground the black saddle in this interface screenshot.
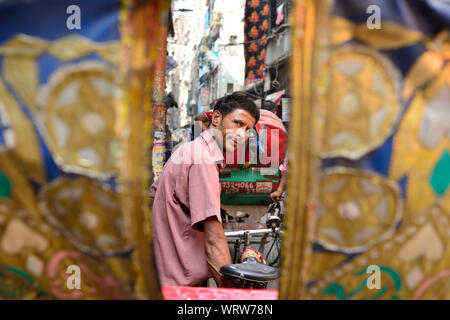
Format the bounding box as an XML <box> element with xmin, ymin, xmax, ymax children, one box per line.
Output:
<box><xmin>220</xmin><ymin>257</ymin><xmax>280</xmax><ymax>283</ymax></box>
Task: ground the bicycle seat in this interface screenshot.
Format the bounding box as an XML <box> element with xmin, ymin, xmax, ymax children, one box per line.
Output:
<box><xmin>220</xmin><ymin>257</ymin><xmax>280</xmax><ymax>283</ymax></box>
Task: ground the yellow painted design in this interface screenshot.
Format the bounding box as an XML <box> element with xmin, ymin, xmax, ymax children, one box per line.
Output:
<box><xmin>2</xmin><ymin>218</ymin><xmax>49</xmax><ymax>254</ymax></box>
<box><xmin>390</xmin><ymin>64</ymin><xmax>450</xmax><ymax>219</ymax></box>
<box><xmin>3</xmin><ymin>56</ymin><xmax>39</xmax><ymax>112</ymax></box>
<box><xmin>402</xmin><ymin>51</ymin><xmax>444</xmax><ymax>100</ymax></box>
<box><xmin>38</xmin><ymin>176</ymin><xmax>135</xmax><ymax>285</ymax></box>
<box><xmin>330</xmin><ymin>17</ymin><xmax>424</xmax><ymax>50</ymax></box>
<box><xmin>95</xmin><ymin>41</ymin><xmax>122</xmax><ymax>65</ymax></box>
<box><xmin>0</xmin><ymin>34</ymin><xmax>47</xmax><ymax>57</ymax></box>
<box><xmin>0</xmin><ymin>34</ymin><xmax>120</xmax><ymax>117</ymax></box>
<box><xmin>289</xmin><ymin>2</ymin><xmax>449</xmax><ymax>301</ymax></box>
<box><xmin>47</xmin><ymin>35</ymin><xmax>96</xmax><ymax>61</ymax></box>
<box><xmin>0</xmin><ymin>79</ymin><xmax>45</xmax><ymax>184</ymax></box>
<box><xmin>38</xmin><ymin>177</ymin><xmax>129</xmax><ymax>256</ymax></box>
<box><xmin>279</xmin><ymin>0</ymin><xmax>331</xmax><ymax>300</ymax></box>
<box><xmin>0</xmin><ymin>34</ymin><xmax>122</xmax><ymax>180</ymax></box>
<box><xmin>0</xmin><ymin>198</ymin><xmax>133</xmax><ymax>299</ymax></box>
<box><xmin>424</xmin><ymin>30</ymin><xmax>450</xmax><ymax>59</ymax></box>
<box><xmin>117</xmin><ymin>0</ymin><xmax>168</xmax><ymax>300</ymax></box>
<box><xmin>0</xmin><ymin>3</ymin><xmax>166</xmax><ymax>300</ymax></box>
<box><xmin>0</xmin><ymin>34</ymin><xmax>120</xmax><ymax>64</ymax></box>
<box><xmin>321</xmin><ymin>46</ymin><xmax>402</xmax><ymax>159</ymax></box>
<box><xmin>330</xmin><ymin>16</ymin><xmax>354</xmax><ymax>46</ymax></box>
<box><xmin>307</xmin><ymin>203</ymin><xmax>450</xmax><ymax>300</ymax></box>
<box><xmin>0</xmin><ymin>153</ymin><xmax>40</xmax><ymax>219</ymax></box>
<box><xmin>316</xmin><ymin>168</ymin><xmax>402</xmax><ymax>253</ymax></box>
<box><xmin>308</xmin><ymin>251</ymin><xmax>348</xmax><ymax>281</ymax></box>
<box><xmin>39</xmin><ymin>62</ymin><xmax>120</xmax><ymax>178</ymax></box>
<box><xmin>398</xmin><ymin>223</ymin><xmax>444</xmax><ymax>262</ymax></box>
<box><xmin>354</xmin><ymin>20</ymin><xmax>424</xmax><ymax>50</ymax></box>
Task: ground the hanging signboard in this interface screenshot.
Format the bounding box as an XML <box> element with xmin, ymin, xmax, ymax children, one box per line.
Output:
<box><xmin>199</xmin><ymin>87</ymin><xmax>210</xmax><ymax>112</ymax></box>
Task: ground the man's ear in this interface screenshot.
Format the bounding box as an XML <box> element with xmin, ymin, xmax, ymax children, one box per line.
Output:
<box><xmin>211</xmin><ymin>110</ymin><xmax>222</xmax><ymax>127</ymax></box>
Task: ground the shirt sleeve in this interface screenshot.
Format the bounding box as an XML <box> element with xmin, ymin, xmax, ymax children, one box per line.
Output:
<box><xmin>149</xmin><ymin>176</ymin><xmax>161</xmax><ymax>200</ymax></box>
<box><xmin>188</xmin><ymin>163</ymin><xmax>222</xmax><ymax>232</ymax></box>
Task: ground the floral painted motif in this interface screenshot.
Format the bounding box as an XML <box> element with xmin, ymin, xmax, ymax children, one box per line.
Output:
<box><xmin>244</xmin><ymin>0</ymin><xmax>270</xmax><ymax>85</ymax></box>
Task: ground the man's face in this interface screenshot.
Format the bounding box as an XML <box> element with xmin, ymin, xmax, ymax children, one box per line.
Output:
<box><xmin>210</xmin><ymin>108</ymin><xmax>256</xmax><ymax>153</ymax></box>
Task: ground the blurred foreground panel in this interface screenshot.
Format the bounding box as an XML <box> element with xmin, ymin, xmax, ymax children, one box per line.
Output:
<box><xmin>282</xmin><ymin>0</ymin><xmax>449</xmax><ymax>300</ymax></box>
<box><xmin>0</xmin><ymin>0</ymin><xmax>168</xmax><ymax>299</ymax></box>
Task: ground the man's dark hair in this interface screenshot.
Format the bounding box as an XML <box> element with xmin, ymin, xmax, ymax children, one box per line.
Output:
<box><xmin>212</xmin><ymin>91</ymin><xmax>260</xmax><ymax>124</ymax></box>
<box><xmin>261</xmin><ymin>100</ymin><xmax>278</xmax><ymax>113</ymax></box>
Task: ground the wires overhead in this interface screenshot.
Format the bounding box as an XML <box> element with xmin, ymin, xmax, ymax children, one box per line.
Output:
<box><xmin>271</xmin><ymin>61</ymin><xmax>281</xmax><ymax>90</ymax></box>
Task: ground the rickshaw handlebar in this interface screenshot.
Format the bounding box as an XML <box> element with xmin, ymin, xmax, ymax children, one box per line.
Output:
<box><xmin>224</xmin><ymin>227</ymin><xmax>282</xmax><ymax>237</ymax></box>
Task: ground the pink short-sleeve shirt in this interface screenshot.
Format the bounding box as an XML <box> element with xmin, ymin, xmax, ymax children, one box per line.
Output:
<box><xmin>149</xmin><ymin>130</ymin><xmax>224</xmax><ymax>287</ymax></box>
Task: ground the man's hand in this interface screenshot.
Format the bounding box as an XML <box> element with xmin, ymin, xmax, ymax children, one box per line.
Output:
<box><xmin>204</xmin><ymin>216</ymin><xmax>232</xmax><ymax>287</ymax></box>
<box><xmin>271</xmin><ymin>170</ymin><xmax>287</xmax><ymax>201</ymax></box>
<box><xmin>270</xmin><ymin>188</ymin><xmax>283</xmax><ymax>202</ymax></box>
<box><xmin>195</xmin><ymin>112</ymin><xmax>210</xmax><ymax>131</ymax></box>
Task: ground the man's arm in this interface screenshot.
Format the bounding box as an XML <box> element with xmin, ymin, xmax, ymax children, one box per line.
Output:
<box><xmin>149</xmin><ymin>177</ymin><xmax>161</xmax><ymax>207</ymax></box>
<box><xmin>188</xmin><ymin>162</ymin><xmax>231</xmax><ymax>286</ymax></box>
<box><xmin>194</xmin><ymin>112</ymin><xmax>211</xmax><ymax>131</ymax></box>
<box><xmin>270</xmin><ymin>170</ymin><xmax>287</xmax><ymax>201</ymax></box>
<box><xmin>204</xmin><ymin>216</ymin><xmax>232</xmax><ymax>288</ymax></box>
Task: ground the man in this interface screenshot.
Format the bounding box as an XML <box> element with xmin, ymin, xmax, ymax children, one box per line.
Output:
<box><xmin>196</xmin><ymin>100</ymin><xmax>288</xmax><ymax>201</ymax></box>
<box><xmin>257</xmin><ymin>100</ymin><xmax>288</xmax><ymax>202</ymax></box>
<box><xmin>257</xmin><ymin>100</ymin><xmax>288</xmax><ymax>201</ymax></box>
<box><xmin>260</xmin><ymin>99</ymin><xmax>279</xmax><ymax>115</ymax></box>
<box><xmin>149</xmin><ymin>92</ymin><xmax>259</xmax><ymax>287</ymax></box>
<box><xmin>270</xmin><ymin>151</ymin><xmax>288</xmax><ymax>201</ymax></box>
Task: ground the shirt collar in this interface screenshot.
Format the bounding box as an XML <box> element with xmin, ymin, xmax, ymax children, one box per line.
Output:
<box><xmin>200</xmin><ymin>129</ymin><xmax>224</xmax><ymax>167</ymax></box>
